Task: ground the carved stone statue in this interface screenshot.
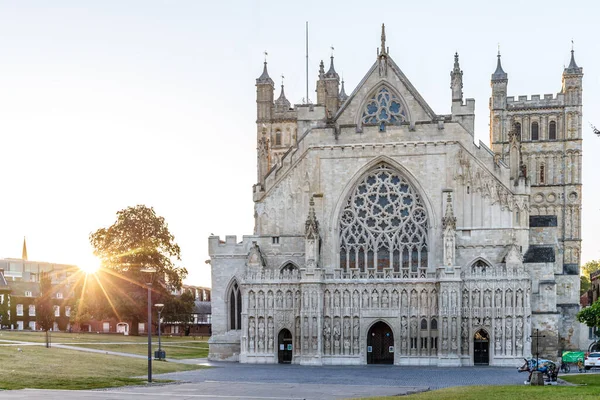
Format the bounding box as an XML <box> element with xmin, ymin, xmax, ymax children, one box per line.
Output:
<box><xmin>381</xmin><ymin>291</ymin><xmax>389</xmax><ymax>308</ymax></box>
<box><xmin>267</xmin><ymin>291</ymin><xmax>274</xmax><ymax>309</ymax></box>
<box><xmin>362</xmin><ymin>291</ymin><xmax>369</xmax><ymax>308</ymax></box>
<box><xmin>484</xmin><ymin>291</ymin><xmax>491</xmax><ymax>308</ymax></box>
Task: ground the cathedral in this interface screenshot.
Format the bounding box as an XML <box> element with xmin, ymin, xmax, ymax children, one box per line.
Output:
<box><xmin>208</xmin><ymin>25</ymin><xmax>583</xmax><ymax>366</ymax></box>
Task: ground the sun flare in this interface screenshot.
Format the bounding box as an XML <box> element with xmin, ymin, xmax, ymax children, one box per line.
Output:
<box><xmin>79</xmin><ymin>258</ymin><xmax>101</xmax><ymax>274</ymax></box>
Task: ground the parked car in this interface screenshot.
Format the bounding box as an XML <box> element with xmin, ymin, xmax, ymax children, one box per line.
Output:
<box><xmin>584</xmin><ymin>352</ymin><xmax>600</xmax><ymax>370</ymax></box>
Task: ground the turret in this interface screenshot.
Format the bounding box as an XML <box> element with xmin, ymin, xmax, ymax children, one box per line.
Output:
<box><xmin>490</xmin><ymin>51</ymin><xmax>508</xmax><ymax>110</ymax></box>
<box><xmin>339</xmin><ymin>79</ymin><xmax>349</xmax><ymax>103</ymax></box>
<box><xmin>450</xmin><ymin>53</ymin><xmax>475</xmax><ymax>135</ymax></box>
<box><xmin>562</xmin><ymin>49</ymin><xmax>583</xmax><ymax>106</ymax></box>
<box><xmin>274</xmin><ymin>84</ymin><xmax>291</xmax><ymax>112</ymax></box>
<box><xmin>256</xmin><ymin>61</ymin><xmax>274</xmax><ymax>122</ymax></box>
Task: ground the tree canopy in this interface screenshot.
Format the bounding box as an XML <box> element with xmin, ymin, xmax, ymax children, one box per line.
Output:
<box><xmin>582</xmin><ymin>260</ymin><xmax>600</xmax><ymax>278</ymax></box>
<box><xmin>577</xmin><ymin>300</ymin><xmax>600</xmax><ymax>338</ymax></box>
<box><xmin>88</xmin><ymin>205</ymin><xmax>187</xmax><ymax>335</ymax></box>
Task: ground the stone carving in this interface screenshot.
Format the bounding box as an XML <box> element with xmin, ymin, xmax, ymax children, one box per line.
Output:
<box><xmin>402</xmin><ymin>290</ymin><xmax>408</xmax><ymax>308</ymax></box>
<box><xmin>516</xmin><ymin>317</ymin><xmax>523</xmax><ymax>339</ymax></box>
<box><xmin>267</xmin><ymin>318</ymin><xmax>274</xmax><ymax>351</ymax></box>
<box><xmin>276</xmin><ymin>291</ymin><xmax>283</xmax><ymax>308</ymax></box>
<box><xmin>372</xmin><ymin>290</ymin><xmax>379</xmax><ymax>308</ymax></box>
<box><xmin>334</xmin><ymin>291</ymin><xmax>341</xmax><ymax>308</ymax></box>
<box><xmin>295</xmin><ymin>317</ymin><xmax>301</xmax><ymax>352</ymax></box>
<box><xmin>472</xmin><ymin>290</ymin><xmax>480</xmax><ymax>307</ymax></box>
<box><xmin>505</xmin><ymin>317</ymin><xmax>512</xmax><ymax>339</ymax></box>
<box><xmin>249</xmin><ymin>291</ymin><xmax>256</xmax><ymax>310</ymax></box>
<box><xmin>495</xmin><ymin>290</ymin><xmax>502</xmax><ymax>308</ymax></box>
<box><xmin>248</xmin><ymin>318</ymin><xmax>256</xmax><ymax>353</ymax></box>
<box><xmin>286</xmin><ymin>291</ymin><xmax>292</xmax><ymax>308</ymax></box>
<box><xmin>312</xmin><ymin>317</ymin><xmax>318</xmax><ymax>351</ymax></box>
<box><xmin>506</xmin><ymin>290</ymin><xmax>513</xmax><ymax>308</ymax></box>
<box><xmin>323</xmin><ymin>318</ymin><xmax>331</xmax><ymax>354</ymax></box>
<box><xmin>258</xmin><ymin>291</ymin><xmax>265</xmax><ymax>309</ymax></box>
<box><xmin>451</xmin><ymin>290</ymin><xmax>457</xmax><ymax>310</ymax></box>
<box><xmin>451</xmin><ymin>318</ymin><xmax>458</xmax><ymax>351</ymax></box>
<box><xmin>411</xmin><ymin>290</ymin><xmax>418</xmax><ymax>311</ymax></box>
<box><xmin>381</xmin><ymin>290</ymin><xmax>389</xmax><ymax>308</ymax></box>
<box><xmin>294</xmin><ymin>291</ymin><xmax>300</xmax><ymax>310</ymax></box>
<box><xmin>442</xmin><ymin>193</ymin><xmax>457</xmax><ymax>266</ymax></box>
<box><xmin>324</xmin><ymin>290</ymin><xmax>331</xmax><ymax>309</ymax></box>
<box><xmin>392</xmin><ymin>290</ymin><xmax>399</xmax><ymax>308</ymax></box>
<box><xmin>311</xmin><ymin>291</ymin><xmax>317</xmax><ymax>310</ymax></box>
<box><xmin>461</xmin><ymin>318</ymin><xmax>469</xmax><ymax>352</ymax></box>
<box><xmin>516</xmin><ymin>289</ymin><xmax>523</xmax><ymax>308</ymax></box>
<box><xmin>267</xmin><ymin>291</ymin><xmax>274</xmax><ymax>309</ymax></box>
<box><xmin>353</xmin><ymin>318</ymin><xmax>360</xmax><ymax>354</ymax></box>
<box><xmin>421</xmin><ymin>290</ymin><xmax>428</xmax><ymax>310</ymax></box>
<box><xmin>352</xmin><ymin>290</ymin><xmax>359</xmax><ymax>308</ymax></box>
<box><xmin>333</xmin><ymin>319</ymin><xmax>341</xmax><ymax>354</ymax></box>
<box><xmin>362</xmin><ymin>290</ymin><xmax>369</xmax><ymax>308</ymax></box>
<box><xmin>484</xmin><ymin>290</ymin><xmax>491</xmax><ymax>308</ymax></box>
<box><xmin>462</xmin><ymin>290</ymin><xmax>469</xmax><ymax>308</ymax></box>
<box><xmin>258</xmin><ymin>318</ymin><xmax>265</xmax><ymax>352</ymax></box>
<box><xmin>303</xmin><ymin>317</ymin><xmax>309</xmax><ymax>351</ymax></box>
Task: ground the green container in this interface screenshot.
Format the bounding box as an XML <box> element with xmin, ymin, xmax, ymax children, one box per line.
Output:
<box><xmin>562</xmin><ymin>351</ymin><xmax>585</xmax><ymax>363</ymax></box>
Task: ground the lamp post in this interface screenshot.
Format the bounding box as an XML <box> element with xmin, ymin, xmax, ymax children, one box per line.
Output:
<box><xmin>154</xmin><ymin>303</ymin><xmax>165</xmax><ymax>360</ymax></box>
<box><xmin>141</xmin><ymin>267</ymin><xmax>156</xmax><ymax>383</ymax></box>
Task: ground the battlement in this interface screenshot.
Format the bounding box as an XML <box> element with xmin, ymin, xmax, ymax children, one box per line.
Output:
<box><xmin>209</xmin><ymin>235</ymin><xmax>256</xmax><ymax>256</ymax></box>
<box><xmin>506</xmin><ymin>93</ymin><xmax>564</xmax><ymax>109</ymax></box>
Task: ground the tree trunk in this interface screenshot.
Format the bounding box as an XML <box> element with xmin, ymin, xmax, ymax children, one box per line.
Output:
<box><xmin>131</xmin><ymin>316</ymin><xmax>139</xmax><ymax>336</ymax></box>
<box><xmin>45</xmin><ymin>330</ymin><xmax>50</xmax><ymax>348</ymax></box>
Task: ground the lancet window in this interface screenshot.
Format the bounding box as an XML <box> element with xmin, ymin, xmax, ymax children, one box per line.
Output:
<box><xmin>339</xmin><ymin>163</ymin><xmax>428</xmax><ymax>277</ymax></box>
<box><xmin>361</xmin><ymin>87</ymin><xmax>407</xmax><ymax>127</ymax></box>
<box><xmin>228</xmin><ymin>281</ymin><xmax>242</xmax><ymax>330</ymax></box>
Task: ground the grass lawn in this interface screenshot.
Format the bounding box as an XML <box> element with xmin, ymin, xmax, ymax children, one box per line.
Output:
<box><xmin>0</xmin><ymin>330</ymin><xmax>209</xmax><ymax>344</ymax></box>
<box><xmin>73</xmin><ymin>342</ymin><xmax>208</xmax><ymax>358</ymax></box>
<box><xmin>0</xmin><ymin>345</ymin><xmax>207</xmax><ymax>390</ymax></box>
<box><xmin>356</xmin><ymin>374</ymin><xmax>600</xmax><ymax>400</ymax></box>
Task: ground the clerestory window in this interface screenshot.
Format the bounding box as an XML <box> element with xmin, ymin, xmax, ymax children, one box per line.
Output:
<box><xmin>339</xmin><ymin>163</ymin><xmax>428</xmax><ymax>278</ymax></box>
<box><xmin>531</xmin><ymin>122</ymin><xmax>539</xmax><ymax>141</ymax></box>
<box><xmin>549</xmin><ymin>121</ymin><xmax>557</xmax><ymax>140</ymax></box>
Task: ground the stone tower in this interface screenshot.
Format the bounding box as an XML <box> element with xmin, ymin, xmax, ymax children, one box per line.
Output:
<box><xmin>489</xmin><ymin>49</ymin><xmax>583</xmax><ymax>355</ymax></box>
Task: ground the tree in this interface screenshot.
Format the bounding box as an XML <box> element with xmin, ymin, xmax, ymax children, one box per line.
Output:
<box><xmin>581</xmin><ymin>275</ymin><xmax>591</xmax><ymax>296</ymax></box>
<box><xmin>89</xmin><ymin>205</ymin><xmax>187</xmax><ymax>335</ymax></box>
<box><xmin>163</xmin><ymin>289</ymin><xmax>196</xmax><ymax>336</ymax></box>
<box><xmin>577</xmin><ymin>300</ymin><xmax>600</xmax><ymax>339</ymax></box>
<box><xmin>0</xmin><ymin>294</ymin><xmax>9</xmax><ymax>328</ymax></box>
<box><xmin>582</xmin><ymin>260</ymin><xmax>600</xmax><ymax>277</ymax></box>
<box><xmin>35</xmin><ymin>272</ymin><xmax>55</xmax><ymax>348</ymax></box>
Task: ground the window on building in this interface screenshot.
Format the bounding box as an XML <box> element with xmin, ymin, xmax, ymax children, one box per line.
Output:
<box><xmin>420</xmin><ymin>318</ymin><xmax>427</xmax><ymax>330</ymax></box>
<box><xmin>56</xmin><ymin>292</ymin><xmax>63</xmax><ymax>299</ymax></box>
<box><xmin>361</xmin><ymin>86</ymin><xmax>407</xmax><ymax>126</ymax></box>
<box><xmin>514</xmin><ymin>122</ymin><xmax>522</xmax><ymax>136</ymax></box>
<box><xmin>549</xmin><ymin>121</ymin><xmax>557</xmax><ymax>140</ymax></box>
<box><xmin>228</xmin><ymin>281</ymin><xmax>242</xmax><ymax>330</ymax></box>
<box><xmin>29</xmin><ymin>321</ymin><xmax>36</xmax><ymax>330</ymax></box>
<box><xmin>431</xmin><ymin>318</ymin><xmax>438</xmax><ymax>330</ymax></box>
<box><xmin>54</xmin><ymin>305</ymin><xmax>60</xmax><ymax>317</ymax></box>
<box><xmin>272</xmin><ymin>236</ymin><xmax>280</xmax><ymax>245</ymax></box>
<box><xmin>25</xmin><ymin>291</ymin><xmax>32</xmax><ymax>297</ymax></box>
<box><xmin>28</xmin><ymin>305</ymin><xmax>35</xmax><ymax>316</ymax></box>
<box><xmin>539</xmin><ymin>164</ymin><xmax>545</xmax><ymax>184</ymax></box>
<box><xmin>339</xmin><ymin>163</ymin><xmax>428</xmax><ymax>278</ymax></box>
<box><xmin>531</xmin><ymin>122</ymin><xmax>539</xmax><ymax>140</ymax></box>
<box><xmin>16</xmin><ymin>304</ymin><xmax>23</xmax><ymax>316</ymax></box>
<box><xmin>589</xmin><ymin>327</ymin><xmax>598</xmax><ymax>340</ymax></box>
<box><xmin>65</xmin><ymin>306</ymin><xmax>71</xmax><ymax>317</ymax></box>
<box><xmin>275</xmin><ymin>130</ymin><xmax>282</xmax><ymax>146</ymax></box>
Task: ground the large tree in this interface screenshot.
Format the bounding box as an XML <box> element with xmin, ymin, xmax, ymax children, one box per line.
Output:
<box><xmin>162</xmin><ymin>289</ymin><xmax>196</xmax><ymax>336</ymax></box>
<box><xmin>581</xmin><ymin>260</ymin><xmax>600</xmax><ymax>296</ymax></box>
<box><xmin>89</xmin><ymin>205</ymin><xmax>187</xmax><ymax>335</ymax></box>
<box><xmin>35</xmin><ymin>272</ymin><xmax>55</xmax><ymax>348</ymax></box>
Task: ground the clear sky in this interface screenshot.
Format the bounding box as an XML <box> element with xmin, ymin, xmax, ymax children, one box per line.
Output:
<box><xmin>0</xmin><ymin>1</ymin><xmax>598</xmax><ymax>287</ymax></box>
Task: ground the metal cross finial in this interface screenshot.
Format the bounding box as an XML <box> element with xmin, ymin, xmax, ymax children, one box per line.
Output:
<box><xmin>281</xmin><ymin>74</ymin><xmax>285</xmax><ymax>86</ymax></box>
<box><xmin>571</xmin><ymin>39</ymin><xmax>574</xmax><ymax>52</ymax></box>
<box><xmin>497</xmin><ymin>43</ymin><xmax>501</xmax><ymax>56</ymax></box>
<box><xmin>264</xmin><ymin>51</ymin><xmax>268</xmax><ymax>62</ymax></box>
<box><xmin>331</xmin><ymin>46</ymin><xmax>335</xmax><ymax>57</ymax></box>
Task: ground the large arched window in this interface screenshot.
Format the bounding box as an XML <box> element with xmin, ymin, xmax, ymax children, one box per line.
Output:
<box><xmin>549</xmin><ymin>121</ymin><xmax>557</xmax><ymax>140</ymax></box>
<box><xmin>228</xmin><ymin>281</ymin><xmax>242</xmax><ymax>330</ymax></box>
<box><xmin>361</xmin><ymin>87</ymin><xmax>407</xmax><ymax>127</ymax></box>
<box><xmin>339</xmin><ymin>163</ymin><xmax>428</xmax><ymax>278</ymax></box>
<box><xmin>531</xmin><ymin>122</ymin><xmax>539</xmax><ymax>141</ymax></box>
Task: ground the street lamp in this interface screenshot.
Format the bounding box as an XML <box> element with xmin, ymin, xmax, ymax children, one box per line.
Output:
<box><xmin>141</xmin><ymin>267</ymin><xmax>157</xmax><ymax>383</ymax></box>
<box><xmin>154</xmin><ymin>303</ymin><xmax>165</xmax><ymax>360</ymax></box>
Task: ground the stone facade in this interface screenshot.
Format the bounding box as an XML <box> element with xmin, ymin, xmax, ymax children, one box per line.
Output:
<box><xmin>209</xmin><ymin>25</ymin><xmax>583</xmax><ymax>366</ymax></box>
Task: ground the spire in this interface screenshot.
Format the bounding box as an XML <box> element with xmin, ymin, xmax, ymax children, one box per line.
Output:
<box><xmin>339</xmin><ymin>79</ymin><xmax>348</xmax><ymax>102</ymax></box>
<box><xmin>256</xmin><ymin>61</ymin><xmax>274</xmax><ymax>85</ymax></box>
<box><xmin>318</xmin><ymin>60</ymin><xmax>325</xmax><ymax>79</ymax></box>
<box><xmin>325</xmin><ymin>55</ymin><xmax>339</xmax><ymax>79</ymax></box>
<box><xmin>491</xmin><ymin>50</ymin><xmax>508</xmax><ymax>82</ymax></box>
<box><xmin>564</xmin><ymin>45</ymin><xmax>583</xmax><ymax>75</ymax></box>
<box><xmin>378</xmin><ymin>23</ymin><xmax>388</xmax><ymax>56</ymax></box>
<box><xmin>450</xmin><ymin>52</ymin><xmax>463</xmax><ymax>102</ymax></box>
<box><xmin>305</xmin><ymin>196</ymin><xmax>320</xmax><ymax>240</ymax></box>
<box><xmin>22</xmin><ymin>237</ymin><xmax>28</xmax><ymax>261</ymax></box>
<box><xmin>275</xmin><ymin>83</ymin><xmax>291</xmax><ymax>110</ymax></box>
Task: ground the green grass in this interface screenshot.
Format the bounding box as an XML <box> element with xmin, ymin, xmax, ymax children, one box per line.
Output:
<box><xmin>0</xmin><ymin>345</ymin><xmax>206</xmax><ymax>390</ymax></box>
<box><xmin>0</xmin><ymin>330</ymin><xmax>209</xmax><ymax>344</ymax></box>
<box><xmin>355</xmin><ymin>374</ymin><xmax>600</xmax><ymax>400</ymax></box>
<box><xmin>72</xmin><ymin>342</ymin><xmax>208</xmax><ymax>358</ymax></box>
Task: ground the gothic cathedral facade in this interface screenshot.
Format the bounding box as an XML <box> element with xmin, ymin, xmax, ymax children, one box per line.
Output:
<box><xmin>208</xmin><ymin>25</ymin><xmax>583</xmax><ymax>366</ymax></box>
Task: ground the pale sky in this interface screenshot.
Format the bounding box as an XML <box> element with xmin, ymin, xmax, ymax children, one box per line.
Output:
<box><xmin>0</xmin><ymin>1</ymin><xmax>598</xmax><ymax>287</ymax></box>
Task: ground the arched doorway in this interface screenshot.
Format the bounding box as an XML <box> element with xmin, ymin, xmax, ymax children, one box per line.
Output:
<box><xmin>278</xmin><ymin>329</ymin><xmax>293</xmax><ymax>364</ymax></box>
<box><xmin>474</xmin><ymin>329</ymin><xmax>489</xmax><ymax>365</ymax></box>
<box><xmin>367</xmin><ymin>321</ymin><xmax>394</xmax><ymax>364</ymax></box>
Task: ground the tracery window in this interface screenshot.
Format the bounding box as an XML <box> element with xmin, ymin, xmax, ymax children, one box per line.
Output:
<box><xmin>228</xmin><ymin>281</ymin><xmax>242</xmax><ymax>330</ymax></box>
<box><xmin>361</xmin><ymin>87</ymin><xmax>407</xmax><ymax>127</ymax></box>
<box><xmin>339</xmin><ymin>163</ymin><xmax>428</xmax><ymax>277</ymax></box>
<box><xmin>471</xmin><ymin>260</ymin><xmax>490</xmax><ymax>274</ymax></box>
<box><xmin>275</xmin><ymin>130</ymin><xmax>282</xmax><ymax>146</ymax></box>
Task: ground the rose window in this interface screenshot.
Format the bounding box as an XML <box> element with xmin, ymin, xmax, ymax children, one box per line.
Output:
<box><xmin>339</xmin><ymin>164</ymin><xmax>428</xmax><ymax>278</ymax></box>
<box><xmin>361</xmin><ymin>87</ymin><xmax>407</xmax><ymax>127</ymax></box>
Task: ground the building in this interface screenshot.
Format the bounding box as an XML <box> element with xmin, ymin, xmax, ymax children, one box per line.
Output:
<box><xmin>0</xmin><ymin>239</ymin><xmax>78</xmax><ymax>331</ymax></box>
<box><xmin>208</xmin><ymin>25</ymin><xmax>583</xmax><ymax>366</ymax></box>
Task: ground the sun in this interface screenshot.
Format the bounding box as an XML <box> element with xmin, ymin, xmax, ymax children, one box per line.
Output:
<box><xmin>79</xmin><ymin>258</ymin><xmax>101</xmax><ymax>274</ymax></box>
